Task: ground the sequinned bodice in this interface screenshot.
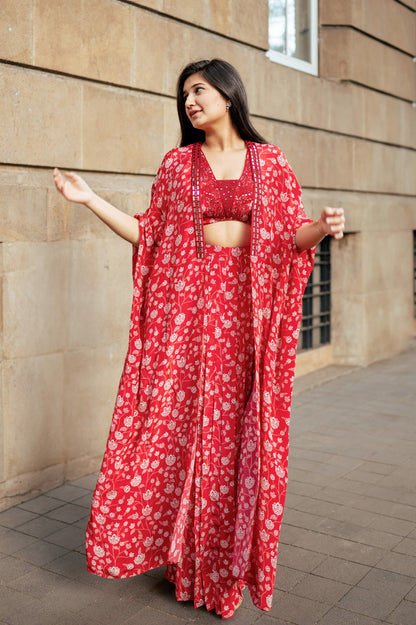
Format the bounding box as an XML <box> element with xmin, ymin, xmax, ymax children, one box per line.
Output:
<box><xmin>201</xmin><ymin>149</ymin><xmax>254</xmax><ymax>225</ymax></box>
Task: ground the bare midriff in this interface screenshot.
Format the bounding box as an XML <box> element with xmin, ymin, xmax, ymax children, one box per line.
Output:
<box><xmin>203</xmin><ymin>220</ymin><xmax>251</xmax><ymax>248</ymax></box>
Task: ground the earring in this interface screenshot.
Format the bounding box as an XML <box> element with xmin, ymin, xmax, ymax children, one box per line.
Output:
<box><xmin>226</xmin><ymin>101</ymin><xmax>232</xmax><ymax>112</ymax></box>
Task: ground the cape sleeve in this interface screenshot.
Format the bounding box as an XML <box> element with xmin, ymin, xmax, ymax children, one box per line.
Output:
<box><xmin>134</xmin><ymin>151</ymin><xmax>172</xmax><ymax>247</ymax></box>
<box><xmin>279</xmin><ymin>153</ymin><xmax>315</xmax><ymax>290</ymax></box>
<box><xmin>132</xmin><ymin>151</ymin><xmax>173</xmax><ymax>281</ymax></box>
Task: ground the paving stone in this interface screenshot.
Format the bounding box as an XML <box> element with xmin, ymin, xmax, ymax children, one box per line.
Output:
<box><xmin>0</xmin><ymin>507</ymin><xmax>38</xmax><ymax>529</ymax></box>
<box><xmin>316</xmin><ymin>606</ymin><xmax>382</xmax><ymax>625</ymax></box>
<box><xmin>274</xmin><ymin>565</ymin><xmax>307</xmax><ymax>591</ymax></box>
<box><xmin>0</xmin><ymin>528</ymin><xmax>38</xmax><ymax>555</ymax></box>
<box><xmin>67</xmin><ymin>474</ymin><xmax>98</xmax><ymax>490</ymax></box>
<box><xmin>393</xmin><ymin>537</ymin><xmax>416</xmax><ymax>557</ymax></box>
<box><xmin>0</xmin><ymin>555</ymin><xmax>38</xmax><ymax>582</ymax></box>
<box><xmin>276</xmin><ymin>544</ymin><xmax>327</xmax><ymax>572</ymax></box>
<box><xmin>343</xmin><ymin>469</ymin><xmax>385</xmax><ymax>485</ymax></box>
<box><xmin>267</xmin><ymin>590</ymin><xmax>331</xmax><ymax>625</ymax></box>
<box><xmin>288</xmin><ymin>467</ymin><xmax>334</xmax><ymax>487</ymax></box>
<box><xmin>46</xmin><ymin>503</ymin><xmax>90</xmax><ymax>524</ymax></box>
<box><xmin>330</xmin><ymin>523</ymin><xmax>402</xmax><ymax>550</ymax></box>
<box><xmin>285</xmin><ymin>480</ymin><xmax>323</xmax><ymax>497</ymax></box>
<box><xmin>338</xmin><ymin>586</ymin><xmax>403</xmax><ymax>620</ymax></box>
<box><xmin>375</xmin><ymin>552</ymin><xmax>416</xmax><ymax>577</ymax></box>
<box><xmin>312</xmin><ymin>556</ymin><xmax>371</xmax><ymax>585</ymax></box>
<box><xmin>16</xmin><ymin>516</ymin><xmax>68</xmax><ymax>538</ymax></box>
<box><xmin>0</xmin><ymin>583</ymin><xmax>39</xmax><ymax>625</ymax></box>
<box><xmin>358</xmin><ymin>461</ymin><xmax>398</xmax><ymax>475</ymax></box>
<box><xmin>255</xmin><ymin>616</ymin><xmax>293</xmax><ymax>625</ymax></box>
<box><xmin>45</xmin><ymin>578</ymin><xmax>112</xmax><ymax>613</ymax></box>
<box><xmin>72</xmin><ymin>493</ymin><xmax>93</xmax><ymax>509</ymax></box>
<box><xmin>44</xmin><ymin>525</ymin><xmax>86</xmax><ymax>550</ymax></box>
<box><xmin>405</xmin><ymin>585</ymin><xmax>416</xmax><ymax>602</ymax></box>
<box><xmin>281</xmin><ymin>508</ymin><xmax>330</xmax><ymax>532</ymax></box>
<box><xmin>44</xmin><ymin>550</ymin><xmax>87</xmax><ymax>579</ymax></box>
<box><xmin>122</xmin><ymin>606</ymin><xmax>186</xmax><ymax>624</ymax></box>
<box><xmin>13</xmin><ymin>539</ymin><xmax>68</xmax><ymax>566</ymax></box>
<box><xmin>17</xmin><ymin>495</ymin><xmax>64</xmax><ymax>515</ymax></box>
<box><xmin>370</xmin><ymin>515</ymin><xmax>415</xmax><ymax>537</ymax></box>
<box><xmin>75</xmin><ymin>594</ymin><xmax>147</xmax><ymax>624</ymax></box>
<box><xmin>327</xmin><ymin>458</ymin><xmax>365</xmax><ymax>473</ymax></box>
<box><xmin>358</xmin><ymin>568</ymin><xmax>415</xmax><ymax>598</ymax></box>
<box><xmin>329</xmin><ymin>478</ymin><xmax>374</xmax><ymax>495</ymax></box>
<box><xmin>72</xmin><ymin>513</ymin><xmax>90</xmax><ymax>527</ymax></box>
<box><xmin>280</xmin><ymin>524</ymin><xmax>311</xmax><ymax>545</ymax></box>
<box><xmin>291</xmin><ymin>572</ymin><xmax>351</xmax><ymax>604</ymax></box>
<box><xmin>8</xmin><ymin>566</ymin><xmax>69</xmax><ymax>598</ymax></box>
<box><xmin>292</xmin><ymin>528</ymin><xmax>385</xmax><ymax>566</ymax></box>
<box><xmin>386</xmin><ymin>600</ymin><xmax>416</xmax><ymax>625</ymax></box>
<box><xmin>45</xmin><ymin>484</ymin><xmax>92</xmax><ymax>503</ymax></box>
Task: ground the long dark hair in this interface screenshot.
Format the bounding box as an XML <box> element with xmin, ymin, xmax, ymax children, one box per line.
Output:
<box><xmin>176</xmin><ymin>59</ymin><xmax>267</xmax><ymax>147</ymax></box>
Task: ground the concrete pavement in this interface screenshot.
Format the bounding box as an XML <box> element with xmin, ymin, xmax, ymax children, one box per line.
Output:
<box><xmin>0</xmin><ymin>343</ymin><xmax>415</xmax><ymax>624</ymax></box>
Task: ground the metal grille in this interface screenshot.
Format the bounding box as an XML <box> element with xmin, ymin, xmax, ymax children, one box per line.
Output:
<box><xmin>300</xmin><ymin>237</ymin><xmax>331</xmax><ymax>351</ymax></box>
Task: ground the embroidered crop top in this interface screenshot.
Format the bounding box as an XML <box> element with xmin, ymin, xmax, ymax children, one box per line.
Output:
<box><xmin>200</xmin><ymin>148</ymin><xmax>254</xmax><ymax>225</ymax></box>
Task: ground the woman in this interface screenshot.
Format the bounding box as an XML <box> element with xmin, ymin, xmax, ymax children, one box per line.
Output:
<box><xmin>54</xmin><ymin>59</ymin><xmax>344</xmax><ymax>619</ymax></box>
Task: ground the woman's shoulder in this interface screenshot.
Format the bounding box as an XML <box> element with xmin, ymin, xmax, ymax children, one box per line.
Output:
<box><xmin>253</xmin><ymin>142</ymin><xmax>297</xmax><ymax>175</ymax></box>
<box><xmin>156</xmin><ymin>145</ymin><xmax>194</xmax><ymax>173</ymax></box>
<box><xmin>252</xmin><ymin>142</ymin><xmax>287</xmax><ymax>162</ymax></box>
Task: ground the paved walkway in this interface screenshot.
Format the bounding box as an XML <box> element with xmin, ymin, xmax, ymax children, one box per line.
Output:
<box><xmin>1</xmin><ymin>344</ymin><xmax>415</xmax><ymax>625</ymax></box>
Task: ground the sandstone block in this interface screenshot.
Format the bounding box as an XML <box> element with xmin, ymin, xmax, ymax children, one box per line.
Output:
<box><xmin>163</xmin><ymin>100</ymin><xmax>181</xmax><ymax>154</ymax></box>
<box><xmin>0</xmin><ymin>0</ymin><xmax>33</xmax><ymax>64</ymax></box>
<box><xmin>331</xmin><ymin>233</ymin><xmax>365</xmax><ymax>365</ymax></box>
<box><xmin>272</xmin><ymin>124</ymin><xmax>317</xmax><ymax>187</ymax></box>
<box><xmin>134</xmin><ymin>11</ymin><xmax>188</xmax><ymax>95</ymax></box>
<box><xmin>3</xmin><ymin>354</ymin><xmax>64</xmax><ymax>478</ymax></box>
<box><xmin>134</xmin><ymin>0</ymin><xmax>268</xmax><ymax>49</ymax></box>
<box><xmin>67</xmin><ymin>239</ymin><xmax>132</xmax><ymax>350</ymax></box>
<box><xmin>163</xmin><ymin>0</ymin><xmax>232</xmax><ymax>40</ymax></box>
<box><xmin>320</xmin><ymin>0</ymin><xmax>415</xmax><ymax>56</ymax></box>
<box><xmin>364</xmin><ymin>288</ymin><xmax>414</xmax><ymax>364</ymax></box>
<box><xmin>314</xmin><ymin>131</ymin><xmax>353</xmax><ymax>190</ymax></box>
<box><xmin>0</xmin><ymin>65</ymin><xmax>82</xmax><ymax>168</ymax></box>
<box><xmin>362</xmin><ymin>232</ymin><xmax>414</xmax><ymax>294</ymax></box>
<box><xmin>230</xmin><ymin>0</ymin><xmax>269</xmax><ymax>49</ymax></box>
<box><xmin>353</xmin><ymin>141</ymin><xmax>416</xmax><ymax>195</ymax></box>
<box><xmin>64</xmin><ymin>344</ymin><xmax>125</xmax><ymax>462</ymax></box>
<box><xmin>253</xmin><ymin>56</ymin><xmax>302</xmax><ymax>124</ymax></box>
<box><xmin>82</xmin><ymin>84</ymin><xmax>165</xmax><ymax>173</ymax></box>
<box><xmin>320</xmin><ymin>28</ymin><xmax>415</xmax><ymax>102</ymax></box>
<box><xmin>34</xmin><ymin>0</ymin><xmax>135</xmax><ymax>85</ymax></box>
<box><xmin>133</xmin><ymin>9</ymin><xmax>249</xmax><ymax>97</ymax></box>
<box><xmin>2</xmin><ymin>242</ymin><xmax>69</xmax><ymax>359</ymax></box>
<box><xmin>0</xmin><ymin>186</ymin><xmax>48</xmax><ymax>243</ymax></box>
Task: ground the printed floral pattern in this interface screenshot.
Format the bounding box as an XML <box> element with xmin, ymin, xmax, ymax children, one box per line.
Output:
<box><xmin>86</xmin><ymin>143</ymin><xmax>314</xmax><ymax>617</ymax></box>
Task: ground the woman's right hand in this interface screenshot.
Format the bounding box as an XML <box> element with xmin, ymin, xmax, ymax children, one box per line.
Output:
<box><xmin>53</xmin><ymin>168</ymin><xmax>95</xmax><ymax>205</ymax></box>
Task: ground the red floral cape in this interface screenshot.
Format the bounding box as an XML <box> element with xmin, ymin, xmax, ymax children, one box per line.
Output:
<box><xmin>86</xmin><ymin>142</ymin><xmax>315</xmax><ymax>612</ymax></box>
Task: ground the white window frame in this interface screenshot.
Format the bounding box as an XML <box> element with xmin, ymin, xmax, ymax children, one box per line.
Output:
<box><xmin>266</xmin><ymin>0</ymin><xmax>318</xmax><ymax>76</ymax></box>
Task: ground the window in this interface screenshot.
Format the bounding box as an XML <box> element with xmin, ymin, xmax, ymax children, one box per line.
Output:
<box><xmin>267</xmin><ymin>0</ymin><xmax>318</xmax><ymax>75</ymax></box>
<box><xmin>300</xmin><ymin>237</ymin><xmax>331</xmax><ymax>351</ymax></box>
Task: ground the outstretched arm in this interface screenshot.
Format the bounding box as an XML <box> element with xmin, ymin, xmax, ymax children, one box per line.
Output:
<box><xmin>295</xmin><ymin>207</ymin><xmax>345</xmax><ymax>252</ymax></box>
<box><xmin>53</xmin><ymin>169</ymin><xmax>140</xmax><ymax>245</ymax></box>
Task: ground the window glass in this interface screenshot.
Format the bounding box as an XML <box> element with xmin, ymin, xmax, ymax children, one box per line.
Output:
<box><xmin>268</xmin><ymin>0</ymin><xmax>317</xmax><ymax>75</ymax></box>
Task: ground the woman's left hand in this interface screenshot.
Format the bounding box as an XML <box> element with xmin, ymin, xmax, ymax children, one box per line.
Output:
<box><xmin>318</xmin><ymin>207</ymin><xmax>345</xmax><ymax>240</ymax></box>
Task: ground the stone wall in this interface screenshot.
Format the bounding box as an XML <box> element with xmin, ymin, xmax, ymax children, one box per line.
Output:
<box><xmin>1</xmin><ymin>0</ymin><xmax>415</xmax><ymax>508</ymax></box>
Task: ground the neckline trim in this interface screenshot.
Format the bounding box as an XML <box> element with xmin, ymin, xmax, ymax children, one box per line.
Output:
<box><xmin>191</xmin><ymin>142</ymin><xmax>262</xmax><ymax>259</ymax></box>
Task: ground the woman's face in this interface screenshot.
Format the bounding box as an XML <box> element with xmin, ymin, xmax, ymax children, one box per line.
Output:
<box><xmin>182</xmin><ymin>73</ymin><xmax>229</xmax><ymax>131</ymax></box>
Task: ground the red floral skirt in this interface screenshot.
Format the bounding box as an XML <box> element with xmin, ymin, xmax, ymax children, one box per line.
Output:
<box><xmin>165</xmin><ymin>244</ymin><xmax>254</xmax><ymax>619</ymax></box>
